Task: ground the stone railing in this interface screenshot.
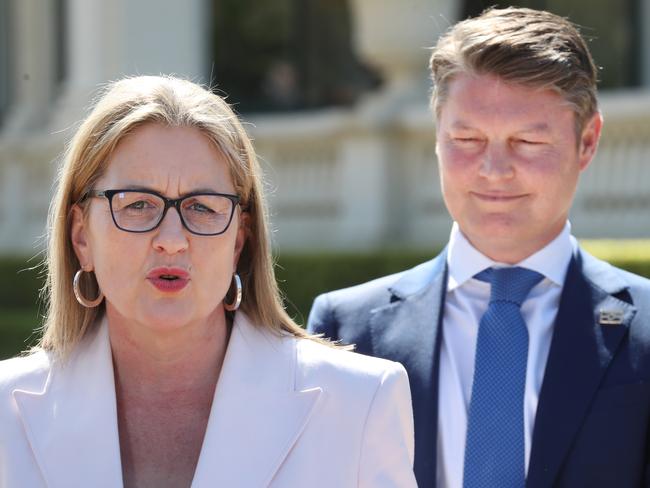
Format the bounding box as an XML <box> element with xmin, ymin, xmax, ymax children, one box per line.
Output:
<box><xmin>0</xmin><ymin>133</ymin><xmax>61</xmax><ymax>254</ymax></box>
<box><xmin>249</xmin><ymin>89</ymin><xmax>650</xmax><ymax>251</ymax></box>
<box><xmin>573</xmin><ymin>91</ymin><xmax>650</xmax><ymax>237</ymax></box>
<box><xmin>1</xmin><ymin>90</ymin><xmax>649</xmax><ymax>255</ymax></box>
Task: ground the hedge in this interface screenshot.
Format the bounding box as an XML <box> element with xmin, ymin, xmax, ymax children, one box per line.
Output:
<box><xmin>1</xmin><ymin>240</ymin><xmax>649</xmax><ymax>359</ymax></box>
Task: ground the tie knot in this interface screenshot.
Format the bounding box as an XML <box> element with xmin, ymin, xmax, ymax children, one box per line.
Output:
<box><xmin>475</xmin><ymin>266</ymin><xmax>544</xmax><ymax>306</ymax></box>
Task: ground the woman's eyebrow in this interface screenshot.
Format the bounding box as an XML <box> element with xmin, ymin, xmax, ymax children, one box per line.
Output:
<box><xmin>109</xmin><ymin>183</ymin><xmax>222</xmax><ymax>194</ymax></box>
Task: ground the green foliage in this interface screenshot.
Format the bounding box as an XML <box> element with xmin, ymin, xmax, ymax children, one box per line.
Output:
<box><xmin>1</xmin><ymin>241</ymin><xmax>649</xmax><ymax>359</ymax></box>
<box><xmin>0</xmin><ymin>256</ymin><xmax>45</xmax><ymax>309</ymax></box>
<box><xmin>0</xmin><ymin>309</ymin><xmax>41</xmax><ymax>359</ymax></box>
<box><xmin>275</xmin><ymin>250</ymin><xmax>436</xmax><ymax>324</ymax></box>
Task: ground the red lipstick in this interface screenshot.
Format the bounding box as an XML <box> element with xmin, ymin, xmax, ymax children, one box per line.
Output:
<box><xmin>146</xmin><ymin>267</ymin><xmax>190</xmax><ymax>293</ymax></box>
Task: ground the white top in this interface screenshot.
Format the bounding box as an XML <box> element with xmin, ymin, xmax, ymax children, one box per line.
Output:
<box><xmin>436</xmin><ymin>222</ymin><xmax>576</xmax><ymax>488</ymax></box>
<box><xmin>0</xmin><ymin>313</ymin><xmax>417</xmax><ymax>488</ymax></box>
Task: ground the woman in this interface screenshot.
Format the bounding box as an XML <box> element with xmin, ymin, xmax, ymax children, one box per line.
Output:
<box><xmin>0</xmin><ymin>76</ymin><xmax>416</xmax><ymax>487</ymax></box>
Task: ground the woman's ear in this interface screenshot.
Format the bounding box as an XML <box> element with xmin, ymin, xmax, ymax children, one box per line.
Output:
<box><xmin>70</xmin><ymin>204</ymin><xmax>93</xmax><ymax>269</ymax></box>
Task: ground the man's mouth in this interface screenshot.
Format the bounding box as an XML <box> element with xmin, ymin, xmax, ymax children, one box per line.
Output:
<box><xmin>471</xmin><ymin>191</ymin><xmax>528</xmax><ymax>202</ymax></box>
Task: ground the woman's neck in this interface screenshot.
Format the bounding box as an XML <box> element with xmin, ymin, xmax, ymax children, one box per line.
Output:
<box><xmin>107</xmin><ymin>308</ymin><xmax>231</xmax><ymax>399</ymax></box>
<box><xmin>107</xmin><ymin>310</ymin><xmax>232</xmax><ymax>488</ymax></box>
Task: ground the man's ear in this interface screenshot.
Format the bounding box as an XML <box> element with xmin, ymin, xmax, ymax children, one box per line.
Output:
<box><xmin>578</xmin><ymin>111</ymin><xmax>603</xmax><ymax>171</ymax></box>
<box><xmin>70</xmin><ymin>204</ymin><xmax>93</xmax><ymax>269</ymax></box>
<box><xmin>232</xmin><ymin>210</ymin><xmax>250</xmax><ymax>272</ymax></box>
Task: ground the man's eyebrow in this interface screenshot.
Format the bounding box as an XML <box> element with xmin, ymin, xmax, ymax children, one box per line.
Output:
<box><xmin>519</xmin><ymin>123</ymin><xmax>551</xmax><ymax>133</ymax></box>
<box><xmin>450</xmin><ymin>121</ymin><xmax>478</xmax><ymax>130</ymax></box>
<box><xmin>449</xmin><ymin>121</ymin><xmax>553</xmax><ymax>133</ymax></box>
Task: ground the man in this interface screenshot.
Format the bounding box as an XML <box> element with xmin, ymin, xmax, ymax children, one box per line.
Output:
<box><xmin>307</xmin><ymin>7</ymin><xmax>650</xmax><ymax>488</ymax></box>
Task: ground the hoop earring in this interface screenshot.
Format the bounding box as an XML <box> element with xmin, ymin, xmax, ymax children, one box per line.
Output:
<box><xmin>223</xmin><ymin>273</ymin><xmax>242</xmax><ymax>311</ymax></box>
<box><xmin>73</xmin><ymin>269</ymin><xmax>104</xmax><ymax>308</ymax></box>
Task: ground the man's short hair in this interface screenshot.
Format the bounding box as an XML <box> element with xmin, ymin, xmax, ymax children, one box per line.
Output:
<box><xmin>429</xmin><ymin>7</ymin><xmax>599</xmax><ymax>133</ymax></box>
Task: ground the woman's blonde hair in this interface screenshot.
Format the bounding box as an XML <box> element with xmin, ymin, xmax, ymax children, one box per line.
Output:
<box><xmin>41</xmin><ymin>75</ymin><xmax>316</xmax><ymax>357</ymax></box>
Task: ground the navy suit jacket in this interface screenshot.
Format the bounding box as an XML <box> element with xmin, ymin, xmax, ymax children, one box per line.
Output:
<box><xmin>307</xmin><ymin>248</ymin><xmax>650</xmax><ymax>487</ymax></box>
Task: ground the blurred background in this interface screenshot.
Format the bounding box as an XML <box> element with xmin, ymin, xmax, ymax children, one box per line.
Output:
<box><xmin>1</xmin><ymin>0</ymin><xmax>649</xmax><ymax>358</ymax></box>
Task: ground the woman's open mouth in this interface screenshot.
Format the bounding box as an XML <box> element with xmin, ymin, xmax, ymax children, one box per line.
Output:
<box><xmin>146</xmin><ymin>267</ymin><xmax>190</xmax><ymax>292</ymax></box>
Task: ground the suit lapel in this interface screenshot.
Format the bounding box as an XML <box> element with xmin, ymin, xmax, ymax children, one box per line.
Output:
<box><xmin>191</xmin><ymin>312</ymin><xmax>321</xmax><ymax>487</ymax></box>
<box><xmin>13</xmin><ymin>320</ymin><xmax>124</xmax><ymax>488</ymax></box>
<box><xmin>527</xmin><ymin>250</ymin><xmax>636</xmax><ymax>487</ymax></box>
<box><xmin>368</xmin><ymin>250</ymin><xmax>448</xmax><ymax>487</ymax></box>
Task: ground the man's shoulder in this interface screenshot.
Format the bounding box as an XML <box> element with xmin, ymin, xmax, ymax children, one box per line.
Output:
<box><xmin>579</xmin><ymin>248</ymin><xmax>650</xmax><ymax>295</ymax></box>
<box><xmin>307</xmin><ymin>251</ymin><xmax>446</xmax><ymax>344</ymax></box>
<box><xmin>614</xmin><ymin>266</ymin><xmax>650</xmax><ymax>315</ymax></box>
<box><xmin>617</xmin><ymin>266</ymin><xmax>650</xmax><ymax>291</ymax></box>
<box><xmin>315</xmin><ymin>269</ymin><xmax>405</xmax><ymax>311</ymax></box>
<box><xmin>313</xmin><ymin>252</ymin><xmax>446</xmax><ymax>312</ymax></box>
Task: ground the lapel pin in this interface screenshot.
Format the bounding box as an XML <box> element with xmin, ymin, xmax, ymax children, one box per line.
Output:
<box><xmin>599</xmin><ymin>309</ymin><xmax>624</xmax><ymax>326</ymax></box>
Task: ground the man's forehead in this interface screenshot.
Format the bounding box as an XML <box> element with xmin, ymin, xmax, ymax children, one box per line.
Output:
<box><xmin>438</xmin><ymin>74</ymin><xmax>574</xmax><ymax>125</ymax></box>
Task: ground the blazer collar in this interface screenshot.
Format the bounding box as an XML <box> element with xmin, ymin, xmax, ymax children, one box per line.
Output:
<box><xmin>13</xmin><ymin>320</ymin><xmax>124</xmax><ymax>488</ymax></box>
<box><xmin>191</xmin><ymin>312</ymin><xmax>321</xmax><ymax>487</ymax></box>
<box><xmin>527</xmin><ymin>249</ymin><xmax>636</xmax><ymax>487</ymax></box>
<box><xmin>370</xmin><ymin>248</ymin><xmax>448</xmax><ymax>487</ymax></box>
<box><xmin>13</xmin><ymin>314</ymin><xmax>322</xmax><ymax>488</ymax></box>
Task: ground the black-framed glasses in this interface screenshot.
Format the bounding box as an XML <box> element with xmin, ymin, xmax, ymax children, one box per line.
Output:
<box><xmin>82</xmin><ymin>189</ymin><xmax>241</xmax><ymax>236</ymax></box>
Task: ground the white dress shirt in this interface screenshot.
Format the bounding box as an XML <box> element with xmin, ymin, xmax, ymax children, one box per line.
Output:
<box><xmin>436</xmin><ymin>222</ymin><xmax>577</xmax><ymax>488</ymax></box>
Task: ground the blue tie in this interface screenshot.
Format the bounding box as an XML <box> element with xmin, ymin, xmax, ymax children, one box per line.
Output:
<box><xmin>463</xmin><ymin>267</ymin><xmax>544</xmax><ymax>488</ymax></box>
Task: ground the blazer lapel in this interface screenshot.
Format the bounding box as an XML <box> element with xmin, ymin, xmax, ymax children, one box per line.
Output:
<box><xmin>191</xmin><ymin>312</ymin><xmax>321</xmax><ymax>488</ymax></box>
<box><xmin>369</xmin><ymin>249</ymin><xmax>448</xmax><ymax>487</ymax></box>
<box><xmin>13</xmin><ymin>320</ymin><xmax>124</xmax><ymax>488</ymax></box>
<box><xmin>527</xmin><ymin>250</ymin><xmax>636</xmax><ymax>487</ymax></box>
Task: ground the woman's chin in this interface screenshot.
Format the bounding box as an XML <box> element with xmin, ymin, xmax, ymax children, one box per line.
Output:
<box><xmin>105</xmin><ymin>299</ymin><xmax>223</xmax><ymax>336</ymax></box>
<box><xmin>139</xmin><ymin>308</ymin><xmax>197</xmax><ymax>332</ymax></box>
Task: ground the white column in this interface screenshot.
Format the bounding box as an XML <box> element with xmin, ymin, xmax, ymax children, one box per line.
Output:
<box><xmin>54</xmin><ymin>0</ymin><xmax>210</xmax><ymax>130</ymax></box>
<box><xmin>52</xmin><ymin>0</ymin><xmax>121</xmax><ymax>129</ymax></box>
<box><xmin>2</xmin><ymin>0</ymin><xmax>57</xmax><ymax>135</ymax></box>
<box><xmin>343</xmin><ymin>0</ymin><xmax>458</xmax><ymax>248</ymax></box>
<box><xmin>337</xmin><ymin>132</ymin><xmax>390</xmax><ymax>249</ymax></box>
<box><xmin>350</xmin><ymin>0</ymin><xmax>459</xmax><ymax>108</ymax></box>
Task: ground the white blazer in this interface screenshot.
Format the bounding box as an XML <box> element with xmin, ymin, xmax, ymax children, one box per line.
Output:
<box><xmin>0</xmin><ymin>313</ymin><xmax>416</xmax><ymax>487</ymax></box>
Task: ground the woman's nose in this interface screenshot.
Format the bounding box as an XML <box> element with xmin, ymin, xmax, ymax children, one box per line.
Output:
<box><xmin>152</xmin><ymin>207</ymin><xmax>189</xmax><ymax>254</ymax></box>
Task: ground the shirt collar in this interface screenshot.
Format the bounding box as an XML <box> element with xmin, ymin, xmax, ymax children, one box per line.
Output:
<box><xmin>446</xmin><ymin>221</ymin><xmax>576</xmax><ymax>291</ymax></box>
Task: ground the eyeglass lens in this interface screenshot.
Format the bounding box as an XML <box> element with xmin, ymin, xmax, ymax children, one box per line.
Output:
<box><xmin>110</xmin><ymin>191</ymin><xmax>234</xmax><ymax>234</ymax></box>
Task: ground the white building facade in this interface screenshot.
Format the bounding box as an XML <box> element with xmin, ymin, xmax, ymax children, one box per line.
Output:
<box><xmin>1</xmin><ymin>0</ymin><xmax>649</xmax><ymax>254</ymax></box>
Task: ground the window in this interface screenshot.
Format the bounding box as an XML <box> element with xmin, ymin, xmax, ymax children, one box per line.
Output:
<box><xmin>211</xmin><ymin>0</ymin><xmax>380</xmax><ymax>112</ymax></box>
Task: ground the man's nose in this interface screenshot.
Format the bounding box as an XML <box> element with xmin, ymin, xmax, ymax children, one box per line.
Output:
<box><xmin>478</xmin><ymin>143</ymin><xmax>515</xmax><ymax>180</ymax></box>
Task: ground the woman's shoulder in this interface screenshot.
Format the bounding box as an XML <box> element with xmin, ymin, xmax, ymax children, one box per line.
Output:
<box><xmin>0</xmin><ymin>350</ymin><xmax>51</xmax><ymax>395</ymax></box>
<box><xmin>294</xmin><ymin>336</ymin><xmax>408</xmax><ymax>394</ymax></box>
